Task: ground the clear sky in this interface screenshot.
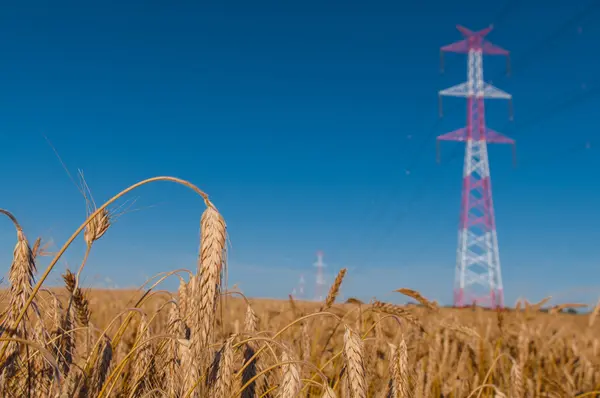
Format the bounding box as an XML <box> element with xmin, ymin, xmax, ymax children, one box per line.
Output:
<box><xmin>0</xmin><ymin>0</ymin><xmax>599</xmax><ymax>306</ymax></box>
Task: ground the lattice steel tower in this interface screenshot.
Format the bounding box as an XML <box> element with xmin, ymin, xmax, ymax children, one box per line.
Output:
<box><xmin>437</xmin><ymin>25</ymin><xmax>515</xmax><ymax>309</ymax></box>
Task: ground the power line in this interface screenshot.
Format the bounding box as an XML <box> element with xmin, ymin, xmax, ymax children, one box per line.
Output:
<box><xmin>508</xmin><ymin>0</ymin><xmax>600</xmax><ymax>73</ymax></box>
<box><xmin>342</xmin><ymin>2</ymin><xmax>527</xmax><ymax>251</ymax></box>
<box><xmin>345</xmin><ymin>5</ymin><xmax>600</xmax><ymax>268</ymax></box>
<box><xmin>408</xmin><ymin>0</ymin><xmax>600</xmax><ymax>175</ymax></box>
<box><xmin>352</xmin><ymin>57</ymin><xmax>599</xmax><ymax>271</ymax></box>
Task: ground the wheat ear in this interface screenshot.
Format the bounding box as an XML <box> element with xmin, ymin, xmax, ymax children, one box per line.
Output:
<box><xmin>321</xmin><ymin>268</ymin><xmax>347</xmax><ymax>311</ymax></box>
<box><xmin>343</xmin><ymin>326</ymin><xmax>366</xmax><ymax>398</ymax></box>
<box><xmin>278</xmin><ymin>350</ymin><xmax>301</xmax><ymax>398</ymax></box>
<box><xmin>192</xmin><ymin>205</ymin><xmax>227</xmax><ymax>358</ymax></box>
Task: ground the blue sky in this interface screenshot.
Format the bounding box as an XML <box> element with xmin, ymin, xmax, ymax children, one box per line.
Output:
<box><xmin>0</xmin><ymin>0</ymin><xmax>599</xmax><ymax>306</ymax></box>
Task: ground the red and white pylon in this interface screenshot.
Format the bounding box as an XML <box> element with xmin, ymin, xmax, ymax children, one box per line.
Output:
<box><xmin>438</xmin><ymin>25</ymin><xmax>515</xmax><ymax>309</ymax></box>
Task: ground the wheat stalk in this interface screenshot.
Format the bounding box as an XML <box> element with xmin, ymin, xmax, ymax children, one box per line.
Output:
<box><xmin>394</xmin><ymin>288</ymin><xmax>438</xmax><ymax>311</ymax></box>
<box><xmin>371</xmin><ymin>301</ymin><xmax>423</xmax><ymax>331</ymax></box>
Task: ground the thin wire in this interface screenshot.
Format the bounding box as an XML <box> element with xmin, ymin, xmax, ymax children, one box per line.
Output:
<box><xmin>489</xmin><ymin>0</ymin><xmax>522</xmax><ymax>28</ymax></box>
<box><xmin>508</xmin><ymin>0</ymin><xmax>600</xmax><ymax>74</ymax></box>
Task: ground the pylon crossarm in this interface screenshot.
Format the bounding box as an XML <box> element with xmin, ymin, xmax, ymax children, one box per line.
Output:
<box><xmin>437</xmin><ymin>127</ymin><xmax>467</xmax><ymax>142</ymax></box>
<box><xmin>439</xmin><ymin>82</ymin><xmax>471</xmax><ymax>98</ymax></box>
<box><xmin>456</xmin><ymin>25</ymin><xmax>477</xmax><ymax>37</ymax></box>
<box><xmin>481</xmin><ymin>40</ymin><xmax>509</xmax><ymax>56</ymax></box>
<box><xmin>442</xmin><ymin>25</ymin><xmax>509</xmax><ymax>56</ymax></box>
<box><xmin>485</xmin><ymin>128</ymin><xmax>514</xmax><ymax>144</ymax></box>
<box><xmin>482</xmin><ymin>83</ymin><xmax>511</xmax><ymax>99</ymax></box>
<box><xmin>441</xmin><ymin>39</ymin><xmax>470</xmax><ymax>54</ymax></box>
<box><xmin>439</xmin><ymin>82</ymin><xmax>511</xmax><ymax>100</ymax></box>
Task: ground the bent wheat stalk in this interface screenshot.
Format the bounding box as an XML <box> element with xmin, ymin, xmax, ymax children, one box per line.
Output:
<box><xmin>0</xmin><ymin>176</ymin><xmax>217</xmax><ymax>361</ymax></box>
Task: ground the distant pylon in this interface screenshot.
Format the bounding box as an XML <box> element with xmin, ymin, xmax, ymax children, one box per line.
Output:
<box><xmin>437</xmin><ymin>25</ymin><xmax>515</xmax><ymax>309</ymax></box>
<box><xmin>314</xmin><ymin>251</ymin><xmax>326</xmax><ymax>301</ymax></box>
<box><xmin>291</xmin><ymin>274</ymin><xmax>306</xmax><ymax>300</ymax></box>
<box><xmin>299</xmin><ymin>274</ymin><xmax>305</xmax><ymax>298</ymax></box>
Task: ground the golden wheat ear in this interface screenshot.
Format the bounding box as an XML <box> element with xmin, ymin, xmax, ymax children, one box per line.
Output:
<box><xmin>279</xmin><ymin>350</ymin><xmax>301</xmax><ymax>398</ymax></box>
<box><xmin>321</xmin><ymin>268</ymin><xmax>347</xmax><ymax>312</ymax></box>
<box><xmin>343</xmin><ymin>326</ymin><xmax>366</xmax><ymax>398</ymax></box>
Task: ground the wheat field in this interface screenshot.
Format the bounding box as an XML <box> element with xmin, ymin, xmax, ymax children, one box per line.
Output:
<box><xmin>0</xmin><ymin>178</ymin><xmax>599</xmax><ymax>397</ymax></box>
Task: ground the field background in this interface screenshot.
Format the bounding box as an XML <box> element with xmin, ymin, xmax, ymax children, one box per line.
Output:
<box><xmin>2</xmin><ymin>282</ymin><xmax>599</xmax><ymax>397</ymax></box>
<box><xmin>0</xmin><ymin>197</ymin><xmax>598</xmax><ymax>397</ymax></box>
